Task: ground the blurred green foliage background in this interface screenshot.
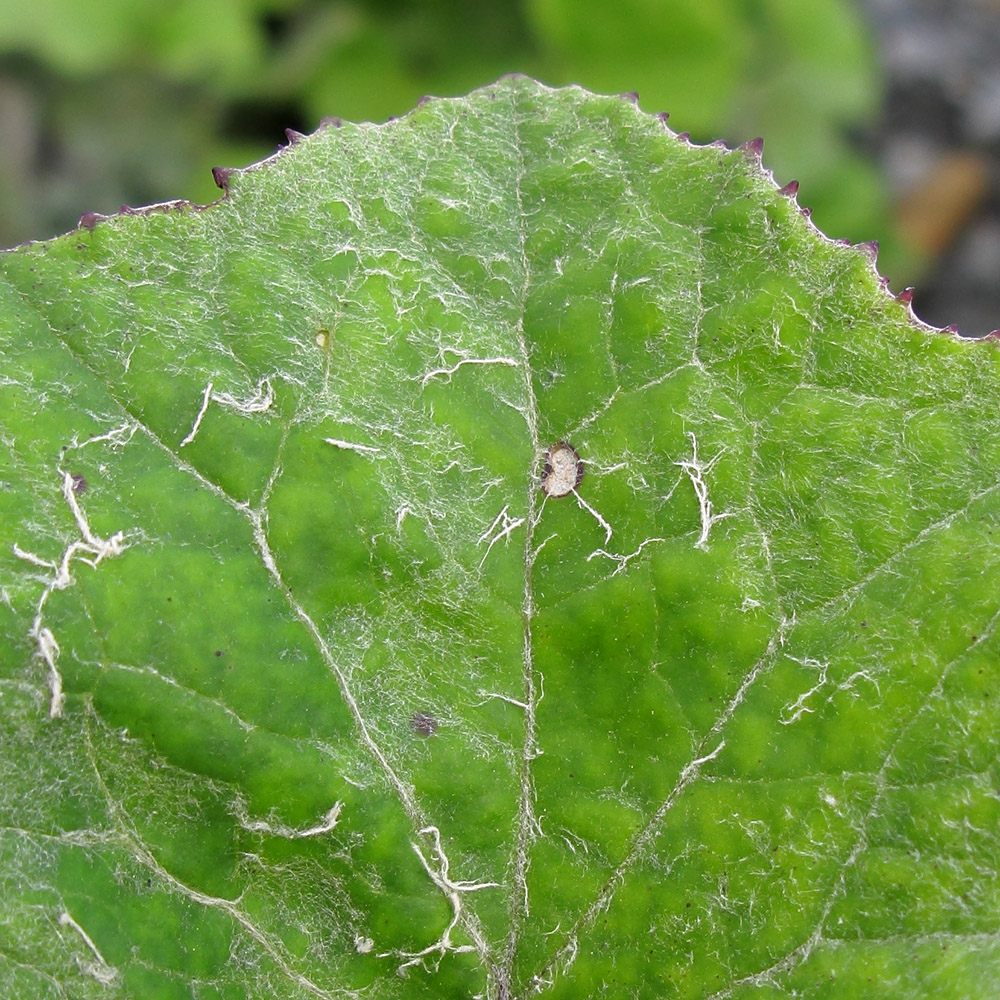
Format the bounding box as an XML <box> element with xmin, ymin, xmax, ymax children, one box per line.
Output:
<box><xmin>0</xmin><ymin>0</ymin><xmax>903</xmax><ymax>273</ymax></box>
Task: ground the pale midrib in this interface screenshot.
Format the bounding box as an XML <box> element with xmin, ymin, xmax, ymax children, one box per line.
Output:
<box><xmin>496</xmin><ymin>89</ymin><xmax>544</xmax><ymax>1000</ymax></box>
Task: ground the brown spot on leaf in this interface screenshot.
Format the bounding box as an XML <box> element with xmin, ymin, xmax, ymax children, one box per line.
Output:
<box><xmin>410</xmin><ymin>712</ymin><xmax>438</xmax><ymax>737</ymax></box>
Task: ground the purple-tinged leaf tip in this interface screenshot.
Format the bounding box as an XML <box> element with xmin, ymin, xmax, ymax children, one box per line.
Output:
<box><xmin>878</xmin><ymin>275</ymin><xmax>891</xmax><ymax>291</ymax></box>
<box><xmin>941</xmin><ymin>324</ymin><xmax>960</xmax><ymax>335</ymax></box>
<box><xmin>620</xmin><ymin>91</ymin><xmax>639</xmax><ymax>104</ymax></box>
<box><xmin>984</xmin><ymin>330</ymin><xmax>1000</xmax><ymax>340</ymax></box>
<box><xmin>709</xmin><ymin>139</ymin><xmax>728</xmax><ymax>149</ymax></box>
<box><xmin>78</xmin><ymin>212</ymin><xmax>101</xmax><ymax>231</ymax></box>
<box><xmin>778</xmin><ymin>180</ymin><xmax>799</xmax><ymax>198</ymax></box>
<box><xmin>676</xmin><ymin>132</ymin><xmax>691</xmax><ymax>142</ymax></box>
<box><xmin>416</xmin><ymin>95</ymin><xmax>436</xmax><ymax>107</ymax></box>
<box><xmin>896</xmin><ymin>287</ymin><xmax>915</xmax><ymax>305</ymax></box>
<box><xmin>834</xmin><ymin>238</ymin><xmax>852</xmax><ymax>247</ymax></box>
<box><xmin>800</xmin><ymin>206</ymin><xmax>813</xmax><ymax>219</ymax></box>
<box><xmin>285</xmin><ymin>128</ymin><xmax>306</xmax><ymax>145</ymax></box>
<box><xmin>211</xmin><ymin>167</ymin><xmax>233</xmax><ymax>192</ymax></box>
<box><xmin>739</xmin><ymin>137</ymin><xmax>764</xmax><ymax>160</ymax></box>
<box><xmin>655</xmin><ymin>111</ymin><xmax>670</xmax><ymax>124</ymax></box>
<box><xmin>854</xmin><ymin>240</ymin><xmax>879</xmax><ymax>263</ymax></box>
<box><xmin>319</xmin><ymin>116</ymin><xmax>343</xmax><ymax>129</ymax></box>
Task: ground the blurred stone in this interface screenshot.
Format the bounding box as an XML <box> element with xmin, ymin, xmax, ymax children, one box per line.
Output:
<box><xmin>897</xmin><ymin>151</ymin><xmax>992</xmax><ymax>256</ymax></box>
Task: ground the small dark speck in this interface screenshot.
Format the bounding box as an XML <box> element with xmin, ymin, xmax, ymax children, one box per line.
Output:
<box><xmin>860</xmin><ymin>621</ymin><xmax>868</xmax><ymax>628</ymax></box>
<box><xmin>214</xmin><ymin>650</ymin><xmax>223</xmax><ymax>657</ymax></box>
<box><xmin>70</xmin><ymin>473</ymin><xmax>87</xmax><ymax>494</ymax></box>
<box><xmin>410</xmin><ymin>711</ymin><xmax>437</xmax><ymax>737</ymax></box>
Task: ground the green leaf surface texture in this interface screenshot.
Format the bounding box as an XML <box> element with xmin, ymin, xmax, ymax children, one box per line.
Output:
<box><xmin>1</xmin><ymin>78</ymin><xmax>997</xmax><ymax>1000</ymax></box>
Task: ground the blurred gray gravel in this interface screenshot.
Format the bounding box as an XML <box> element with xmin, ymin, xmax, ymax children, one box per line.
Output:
<box><xmin>863</xmin><ymin>0</ymin><xmax>1000</xmax><ymax>334</ymax></box>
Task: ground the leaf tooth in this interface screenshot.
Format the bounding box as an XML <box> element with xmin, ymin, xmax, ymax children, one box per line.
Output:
<box><xmin>676</xmin><ymin>131</ymin><xmax>691</xmax><ymax>143</ymax></box>
<box><xmin>211</xmin><ymin>166</ymin><xmax>233</xmax><ymax>193</ymax></box>
<box><xmin>853</xmin><ymin>239</ymin><xmax>879</xmax><ymax>264</ymax></box>
<box><xmin>619</xmin><ymin>91</ymin><xmax>640</xmax><ymax>104</ymax></box>
<box><xmin>891</xmin><ymin>286</ymin><xmax>956</xmax><ymax>335</ymax></box>
<box><xmin>799</xmin><ymin>205</ymin><xmax>813</xmax><ymax>219</ymax></box>
<box><xmin>319</xmin><ymin>115</ymin><xmax>343</xmax><ymax>129</ymax></box>
<box><xmin>655</xmin><ymin>111</ymin><xmax>670</xmax><ymax>125</ymax></box>
<box><xmin>778</xmin><ymin>179</ymin><xmax>799</xmax><ymax>198</ymax></box>
<box><xmin>284</xmin><ymin>128</ymin><xmax>306</xmax><ymax>145</ymax></box>
<box><xmin>739</xmin><ymin>136</ymin><xmax>764</xmax><ymax>161</ymax></box>
<box><xmin>77</xmin><ymin>211</ymin><xmax>103</xmax><ymax>230</ymax></box>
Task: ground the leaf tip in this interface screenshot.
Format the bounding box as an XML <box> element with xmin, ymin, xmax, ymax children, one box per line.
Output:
<box><xmin>655</xmin><ymin>111</ymin><xmax>670</xmax><ymax>125</ymax></box>
<box><xmin>77</xmin><ymin>211</ymin><xmax>102</xmax><ymax>231</ymax></box>
<box><xmin>895</xmin><ymin>287</ymin><xmax>915</xmax><ymax>305</ymax></box>
<box><xmin>619</xmin><ymin>90</ymin><xmax>640</xmax><ymax>105</ymax></box>
<box><xmin>284</xmin><ymin>128</ymin><xmax>306</xmax><ymax>146</ymax></box>
<box><xmin>778</xmin><ymin>179</ymin><xmax>800</xmax><ymax>198</ymax></box>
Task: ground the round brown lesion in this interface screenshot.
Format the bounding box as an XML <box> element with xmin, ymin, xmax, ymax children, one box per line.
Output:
<box><xmin>540</xmin><ymin>442</ymin><xmax>584</xmax><ymax>498</ymax></box>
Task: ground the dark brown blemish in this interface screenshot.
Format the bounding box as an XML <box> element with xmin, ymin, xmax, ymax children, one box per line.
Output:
<box><xmin>70</xmin><ymin>473</ymin><xmax>87</xmax><ymax>494</ymax></box>
<box><xmin>410</xmin><ymin>711</ymin><xmax>438</xmax><ymax>737</ymax></box>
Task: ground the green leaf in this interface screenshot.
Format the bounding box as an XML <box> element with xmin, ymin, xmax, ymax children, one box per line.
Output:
<box><xmin>2</xmin><ymin>77</ymin><xmax>998</xmax><ymax>1000</ymax></box>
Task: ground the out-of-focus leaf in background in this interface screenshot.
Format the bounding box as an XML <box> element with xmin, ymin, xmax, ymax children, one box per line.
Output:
<box><xmin>0</xmin><ymin>0</ymin><xmax>903</xmax><ymax>277</ymax></box>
